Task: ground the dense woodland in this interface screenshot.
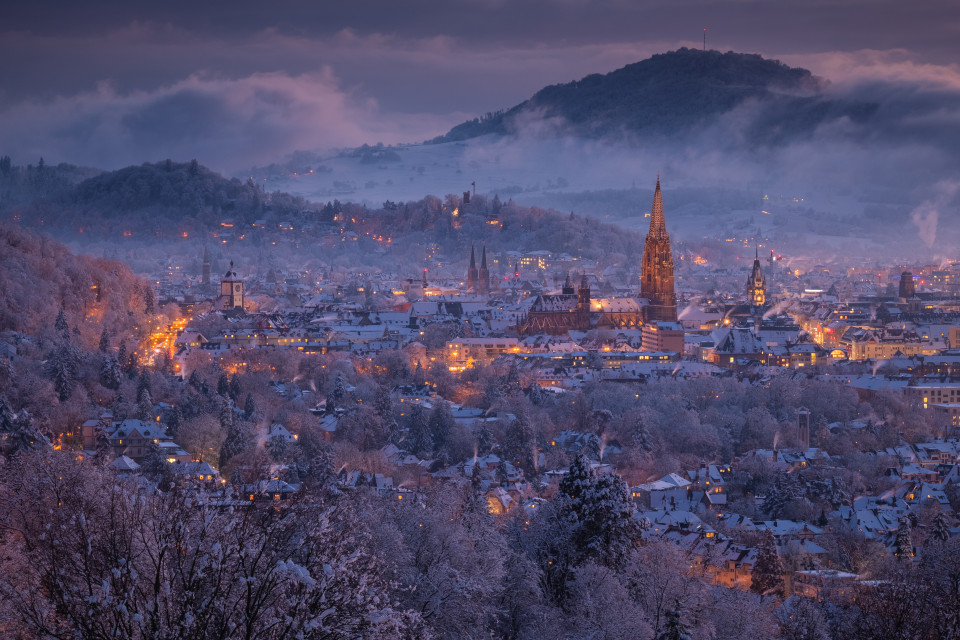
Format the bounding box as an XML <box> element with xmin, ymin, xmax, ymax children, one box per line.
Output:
<box><xmin>0</xmin><ymin>226</ymin><xmax>957</xmax><ymax>638</ymax></box>
<box><xmin>431</xmin><ymin>48</ymin><xmax>877</xmax><ymax>144</ymax></box>
<box><xmin>0</xmin><ymin>159</ymin><xmax>646</xmax><ymax>277</ymax></box>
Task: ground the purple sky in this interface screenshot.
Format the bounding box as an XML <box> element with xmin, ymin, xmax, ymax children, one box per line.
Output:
<box><xmin>3</xmin><ymin>0</ymin><xmax>960</xmax><ymax>171</ymax></box>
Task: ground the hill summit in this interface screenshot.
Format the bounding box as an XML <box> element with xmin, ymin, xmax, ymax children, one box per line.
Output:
<box><xmin>431</xmin><ymin>48</ymin><xmax>874</xmax><ymax>144</ymax></box>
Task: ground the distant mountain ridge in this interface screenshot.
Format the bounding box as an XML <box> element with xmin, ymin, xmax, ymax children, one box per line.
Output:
<box><xmin>430</xmin><ymin>48</ymin><xmax>877</xmax><ymax>144</ymax></box>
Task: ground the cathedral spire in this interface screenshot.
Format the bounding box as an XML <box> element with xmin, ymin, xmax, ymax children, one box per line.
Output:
<box><xmin>648</xmin><ymin>174</ymin><xmax>666</xmax><ymax>237</ymax></box>
<box><xmin>640</xmin><ymin>175</ymin><xmax>677</xmax><ymax>322</ymax></box>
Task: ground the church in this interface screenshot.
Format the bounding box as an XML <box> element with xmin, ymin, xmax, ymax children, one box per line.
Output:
<box><xmin>516</xmin><ymin>176</ymin><xmax>676</xmax><ymax>336</ymax></box>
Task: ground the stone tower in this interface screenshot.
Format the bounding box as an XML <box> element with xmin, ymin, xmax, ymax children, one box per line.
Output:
<box><xmin>479</xmin><ymin>244</ymin><xmax>491</xmax><ymax>294</ymax></box>
<box><xmin>640</xmin><ymin>176</ymin><xmax>677</xmax><ymax>322</ymax></box>
<box><xmin>220</xmin><ymin>261</ymin><xmax>243</xmax><ymax>310</ymax></box>
<box><xmin>747</xmin><ymin>246</ymin><xmax>766</xmax><ymax>306</ymax></box>
<box><xmin>898</xmin><ymin>271</ymin><xmax>915</xmax><ymax>300</ymax></box>
<box><xmin>466</xmin><ymin>245</ymin><xmax>478</xmax><ymax>292</ymax></box>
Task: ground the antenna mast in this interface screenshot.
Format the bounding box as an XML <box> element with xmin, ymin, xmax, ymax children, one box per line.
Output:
<box><xmin>703</xmin><ymin>27</ymin><xmax>707</xmax><ymax>51</ymax></box>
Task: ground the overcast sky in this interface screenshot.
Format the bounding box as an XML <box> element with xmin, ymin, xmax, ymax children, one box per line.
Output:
<box><xmin>3</xmin><ymin>0</ymin><xmax>960</xmax><ymax>171</ymax></box>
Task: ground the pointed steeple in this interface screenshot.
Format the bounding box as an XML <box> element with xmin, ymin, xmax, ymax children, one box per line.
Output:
<box><xmin>478</xmin><ymin>244</ymin><xmax>490</xmax><ymax>294</ymax></box>
<box><xmin>640</xmin><ymin>174</ymin><xmax>677</xmax><ymax>323</ymax></box>
<box><xmin>648</xmin><ymin>173</ymin><xmax>667</xmax><ymax>237</ymax></box>
<box><xmin>466</xmin><ymin>244</ymin><xmax>478</xmax><ymax>292</ymax></box>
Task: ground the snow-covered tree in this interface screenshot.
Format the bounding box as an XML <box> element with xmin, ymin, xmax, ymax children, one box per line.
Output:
<box><xmin>99</xmin><ymin>353</ymin><xmax>122</xmax><ymax>390</ymax></box>
<box><xmin>45</xmin><ymin>341</ymin><xmax>78</xmax><ymax>402</ymax></box>
<box><xmin>428</xmin><ymin>401</ymin><xmax>453</xmax><ymax>451</ymax></box>
<box><xmin>54</xmin><ymin>307</ymin><xmax>69</xmax><ymax>340</ymax></box>
<box><xmin>407</xmin><ymin>404</ymin><xmax>433</xmax><ymax>458</ymax></box>
<box><xmin>776</xmin><ymin>596</ymin><xmax>830</xmax><ymax>640</ymax></box>
<box><xmin>655</xmin><ymin>603</ymin><xmax>693</xmax><ymax>640</ymax></box>
<box><xmin>930</xmin><ymin>511</ymin><xmax>951</xmax><ymax>544</ymax></box>
<box><xmin>750</xmin><ymin>530</ymin><xmax>785</xmax><ymax>597</ymax></box>
<box><xmin>0</xmin><ymin>451</ymin><xmax>424</xmax><ymax>639</ymax></box>
<box><xmin>0</xmin><ymin>400</ymin><xmax>48</xmax><ymax>456</ymax></box>
<box><xmin>894</xmin><ymin>518</ymin><xmax>914</xmax><ymax>560</ymax></box>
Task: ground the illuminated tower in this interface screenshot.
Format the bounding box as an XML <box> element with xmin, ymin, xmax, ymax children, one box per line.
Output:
<box><xmin>221</xmin><ymin>261</ymin><xmax>243</xmax><ymax>310</ymax></box>
<box><xmin>466</xmin><ymin>245</ymin><xmax>478</xmax><ymax>292</ymax></box>
<box><xmin>478</xmin><ymin>245</ymin><xmax>491</xmax><ymax>294</ymax></box>
<box><xmin>898</xmin><ymin>271</ymin><xmax>915</xmax><ymax>300</ymax></box>
<box><xmin>640</xmin><ymin>176</ymin><xmax>677</xmax><ymax>322</ymax></box>
<box><xmin>747</xmin><ymin>246</ymin><xmax>767</xmax><ymax>306</ymax></box>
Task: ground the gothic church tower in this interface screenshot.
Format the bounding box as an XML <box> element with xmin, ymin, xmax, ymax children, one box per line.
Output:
<box><xmin>640</xmin><ymin>176</ymin><xmax>677</xmax><ymax>322</ymax></box>
<box><xmin>747</xmin><ymin>246</ymin><xmax>766</xmax><ymax>306</ymax></box>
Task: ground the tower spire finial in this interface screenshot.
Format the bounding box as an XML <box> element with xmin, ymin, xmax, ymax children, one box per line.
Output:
<box><xmin>649</xmin><ymin>175</ymin><xmax>666</xmax><ymax>236</ymax></box>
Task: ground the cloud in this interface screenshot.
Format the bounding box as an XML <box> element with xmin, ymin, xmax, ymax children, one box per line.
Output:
<box><xmin>910</xmin><ymin>180</ymin><xmax>960</xmax><ymax>248</ymax></box>
<box><xmin>0</xmin><ymin>69</ymin><xmax>456</xmax><ymax>172</ymax></box>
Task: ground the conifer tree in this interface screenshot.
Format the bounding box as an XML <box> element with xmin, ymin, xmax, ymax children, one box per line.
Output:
<box><xmin>894</xmin><ymin>519</ymin><xmax>913</xmax><ymax>560</ymax></box>
<box><xmin>930</xmin><ymin>511</ymin><xmax>951</xmax><ymax>543</ymax></box>
<box><xmin>408</xmin><ymin>404</ymin><xmax>433</xmax><ymax>458</ymax></box>
<box><xmin>655</xmin><ymin>605</ymin><xmax>693</xmax><ymax>640</ymax></box>
<box><xmin>99</xmin><ymin>353</ymin><xmax>122</xmax><ymax>390</ymax></box>
<box><xmin>750</xmin><ymin>529</ymin><xmax>785</xmax><ymax>596</ymax></box>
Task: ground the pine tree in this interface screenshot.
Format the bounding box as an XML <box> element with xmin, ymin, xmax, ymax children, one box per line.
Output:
<box><xmin>267</xmin><ymin>434</ymin><xmax>289</xmax><ymax>462</ymax></box>
<box><xmin>504</xmin><ymin>413</ymin><xmax>537</xmax><ymax>479</ymax></box>
<box><xmin>243</xmin><ymin>393</ymin><xmax>256</xmax><ymax>420</ymax></box>
<box><xmin>930</xmin><ymin>511</ymin><xmax>951</xmax><ymax>543</ymax></box>
<box><xmin>219</xmin><ymin>396</ymin><xmax>234</xmax><ymax>432</ymax></box>
<box><xmin>408</xmin><ymin>405</ymin><xmax>433</xmax><ymax>458</ymax></box>
<box><xmin>220</xmin><ymin>419</ymin><xmax>250</xmax><ymax>467</ymax></box>
<box><xmin>655</xmin><ymin>605</ymin><xmax>693</xmax><ymax>640</ymax></box>
<box><xmin>45</xmin><ymin>341</ymin><xmax>78</xmax><ymax>402</ymax></box>
<box><xmin>98</xmin><ymin>328</ymin><xmax>110</xmax><ymax>353</ymax></box>
<box><xmin>333</xmin><ymin>373</ymin><xmax>347</xmax><ymax>400</ymax></box>
<box><xmin>559</xmin><ymin>454</ymin><xmax>595</xmax><ymax>502</ymax></box>
<box><xmin>99</xmin><ymin>353</ymin><xmax>122</xmax><ymax>390</ymax></box>
<box><xmin>137</xmin><ymin>389</ymin><xmax>154</xmax><ymax>422</ymax></box>
<box><xmin>117</xmin><ymin>342</ymin><xmax>128</xmax><ymax>371</ymax></box>
<box><xmin>92</xmin><ymin>417</ymin><xmax>113</xmax><ymax>463</ymax></box>
<box><xmin>413</xmin><ymin>361</ymin><xmax>425</xmax><ymax>387</ymax></box>
<box><xmin>429</xmin><ymin>401</ymin><xmax>454</xmax><ymax>451</ymax></box>
<box><xmin>633</xmin><ymin>417</ymin><xmax>653</xmax><ymax>453</ymax></box>
<box><xmin>229</xmin><ymin>375</ymin><xmax>242</xmax><ymax>400</ymax></box>
<box><xmin>374</xmin><ymin>385</ymin><xmax>393</xmax><ymax>420</ymax></box>
<box><xmin>894</xmin><ymin>518</ymin><xmax>913</xmax><ymax>560</ymax></box>
<box><xmin>0</xmin><ymin>400</ymin><xmax>48</xmax><ymax>455</ymax></box>
<box><xmin>54</xmin><ymin>308</ymin><xmax>69</xmax><ymax>340</ymax></box>
<box><xmin>765</xmin><ymin>472</ymin><xmax>801</xmax><ymax>519</ymax></box>
<box><xmin>167</xmin><ymin>405</ymin><xmax>183</xmax><ymax>441</ymax></box>
<box><xmin>217</xmin><ymin>373</ymin><xmax>230</xmax><ymax>397</ymax></box>
<box><xmin>476</xmin><ymin>422</ymin><xmax>493</xmax><ymax>455</ymax></box>
<box><xmin>750</xmin><ymin>529</ymin><xmax>785</xmax><ymax>596</ymax></box>
<box><xmin>527</xmin><ymin>382</ymin><xmax>544</xmax><ymax>406</ymax></box>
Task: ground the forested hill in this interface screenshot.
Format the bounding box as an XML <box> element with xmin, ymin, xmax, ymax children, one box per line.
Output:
<box><xmin>0</xmin><ymin>224</ymin><xmax>154</xmax><ymax>350</ymax></box>
<box><xmin>60</xmin><ymin>159</ymin><xmax>292</xmax><ymax>225</ymax></box>
<box><xmin>0</xmin><ymin>159</ymin><xmax>310</xmax><ymax>231</ymax></box>
<box><xmin>431</xmin><ymin>48</ymin><xmax>876</xmax><ymax>143</ymax></box>
<box><xmin>1</xmin><ymin>159</ymin><xmax>645</xmax><ymax>266</ymax></box>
